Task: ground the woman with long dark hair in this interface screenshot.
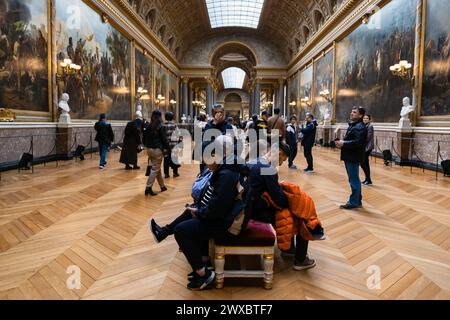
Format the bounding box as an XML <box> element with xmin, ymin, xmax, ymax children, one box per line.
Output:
<box><xmin>361</xmin><ymin>114</ymin><xmax>374</xmax><ymax>185</ymax></box>
<box><xmin>143</xmin><ymin>110</ymin><xmax>169</xmax><ymax>195</ymax></box>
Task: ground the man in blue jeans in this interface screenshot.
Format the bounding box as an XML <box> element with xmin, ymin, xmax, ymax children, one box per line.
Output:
<box><xmin>335</xmin><ymin>107</ymin><xmax>367</xmax><ymax>209</ymax></box>
<box><xmin>94</xmin><ymin>113</ymin><xmax>115</xmax><ymax>169</ymax></box>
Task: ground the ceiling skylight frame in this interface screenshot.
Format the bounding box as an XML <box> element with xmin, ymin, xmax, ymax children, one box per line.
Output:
<box><xmin>221</xmin><ymin>67</ymin><xmax>246</xmax><ymax>89</ymax></box>
<box><xmin>206</xmin><ymin>0</ymin><xmax>265</xmax><ymax>29</ymax></box>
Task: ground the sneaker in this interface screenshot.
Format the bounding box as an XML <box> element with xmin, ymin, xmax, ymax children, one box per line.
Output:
<box><xmin>164</xmin><ymin>174</ymin><xmax>170</xmax><ymax>179</ymax></box>
<box><xmin>293</xmin><ymin>257</ymin><xmax>316</xmax><ymax>271</ymax></box>
<box><xmin>145</xmin><ymin>187</ymin><xmax>157</xmax><ymax>196</ymax></box>
<box><xmin>187</xmin><ymin>269</ymin><xmax>215</xmax><ymax>291</ymax></box>
<box><xmin>362</xmin><ymin>180</ymin><xmax>372</xmax><ymax>185</ymax></box>
<box><xmin>160</xmin><ymin>186</ymin><xmax>168</xmax><ymax>192</ymax></box>
<box><xmin>187</xmin><ymin>261</ymin><xmax>214</xmax><ymax>280</ymax></box>
<box><xmin>99</xmin><ymin>165</ymin><xmax>105</xmax><ymax>169</ymax></box>
<box><xmin>125</xmin><ymin>165</ymin><xmax>133</xmax><ymax>170</ymax></box>
<box><xmin>173</xmin><ymin>172</ymin><xmax>180</xmax><ymax>177</ymax></box>
<box><xmin>149</xmin><ymin>219</ymin><xmax>168</xmax><ymax>243</ymax></box>
<box><xmin>303</xmin><ymin>169</ymin><xmax>315</xmax><ymax>173</ymax></box>
<box><xmin>339</xmin><ymin>203</ymin><xmax>362</xmax><ymax>209</ymax></box>
<box><xmin>133</xmin><ymin>166</ymin><xmax>141</xmax><ymax>170</ymax></box>
<box><xmin>288</xmin><ymin>165</ymin><xmax>298</xmax><ymax>170</ymax></box>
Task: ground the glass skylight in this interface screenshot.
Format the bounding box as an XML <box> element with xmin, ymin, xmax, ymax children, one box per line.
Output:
<box><xmin>206</xmin><ymin>0</ymin><xmax>265</xmax><ymax>29</ymax></box>
<box><xmin>221</xmin><ymin>67</ymin><xmax>246</xmax><ymax>89</ymax></box>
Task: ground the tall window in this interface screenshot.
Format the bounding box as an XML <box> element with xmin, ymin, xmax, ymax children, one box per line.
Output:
<box><xmin>206</xmin><ymin>0</ymin><xmax>265</xmax><ymax>29</ymax></box>
<box><xmin>221</xmin><ymin>68</ymin><xmax>246</xmax><ymax>89</ymax></box>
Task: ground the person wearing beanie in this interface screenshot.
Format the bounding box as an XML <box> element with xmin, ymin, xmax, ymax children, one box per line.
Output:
<box><xmin>119</xmin><ymin>111</ymin><xmax>144</xmax><ymax>170</ymax></box>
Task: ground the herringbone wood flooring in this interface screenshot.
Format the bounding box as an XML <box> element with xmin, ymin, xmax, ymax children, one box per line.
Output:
<box><xmin>0</xmin><ymin>147</ymin><xmax>449</xmax><ymax>300</ymax></box>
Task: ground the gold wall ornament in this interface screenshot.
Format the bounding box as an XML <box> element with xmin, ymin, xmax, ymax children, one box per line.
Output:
<box><xmin>0</xmin><ymin>108</ymin><xmax>16</xmax><ymax>122</ymax></box>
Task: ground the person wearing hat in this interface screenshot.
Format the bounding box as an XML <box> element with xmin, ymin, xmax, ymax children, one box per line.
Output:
<box><xmin>120</xmin><ymin>111</ymin><xmax>144</xmax><ymax>170</ymax></box>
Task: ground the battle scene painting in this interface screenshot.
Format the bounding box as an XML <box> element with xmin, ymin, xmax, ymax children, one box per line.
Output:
<box><xmin>0</xmin><ymin>0</ymin><xmax>48</xmax><ymax>112</ymax></box>
<box><xmin>55</xmin><ymin>0</ymin><xmax>131</xmax><ymax>120</ymax></box>
<box><xmin>335</xmin><ymin>0</ymin><xmax>415</xmax><ymax>123</ymax></box>
<box><xmin>421</xmin><ymin>0</ymin><xmax>450</xmax><ymax>117</ymax></box>
<box><xmin>299</xmin><ymin>65</ymin><xmax>313</xmax><ymax>121</ymax></box>
<box><xmin>288</xmin><ymin>74</ymin><xmax>298</xmax><ymax>118</ymax></box>
<box><xmin>135</xmin><ymin>48</ymin><xmax>152</xmax><ymax>120</ymax></box>
<box><xmin>313</xmin><ymin>50</ymin><xmax>334</xmax><ymax>124</ymax></box>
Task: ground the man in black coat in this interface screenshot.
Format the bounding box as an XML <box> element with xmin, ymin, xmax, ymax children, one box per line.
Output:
<box><xmin>300</xmin><ymin>113</ymin><xmax>318</xmax><ymax>173</ymax></box>
<box><xmin>335</xmin><ymin>107</ymin><xmax>368</xmax><ymax>209</ymax></box>
<box><xmin>94</xmin><ymin>113</ymin><xmax>114</xmax><ymax>169</ymax></box>
<box><xmin>119</xmin><ymin>111</ymin><xmax>143</xmax><ymax>170</ymax></box>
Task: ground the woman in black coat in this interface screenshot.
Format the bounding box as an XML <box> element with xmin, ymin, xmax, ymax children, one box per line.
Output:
<box><xmin>120</xmin><ymin>111</ymin><xmax>143</xmax><ymax>169</ymax></box>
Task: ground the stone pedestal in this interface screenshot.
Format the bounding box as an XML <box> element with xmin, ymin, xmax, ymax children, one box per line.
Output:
<box><xmin>56</xmin><ymin>124</ymin><xmax>73</xmax><ymax>160</ymax></box>
<box><xmin>396</xmin><ymin>129</ymin><xmax>413</xmax><ymax>165</ymax></box>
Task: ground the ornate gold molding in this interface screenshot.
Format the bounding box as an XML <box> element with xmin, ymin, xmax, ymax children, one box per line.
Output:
<box><xmin>0</xmin><ymin>108</ymin><xmax>16</xmax><ymax>122</ymax></box>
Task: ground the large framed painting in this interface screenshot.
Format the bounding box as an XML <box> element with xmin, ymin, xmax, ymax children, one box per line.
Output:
<box><xmin>0</xmin><ymin>0</ymin><xmax>49</xmax><ymax>112</ymax></box>
<box><xmin>55</xmin><ymin>0</ymin><xmax>131</xmax><ymax>120</ymax></box>
<box><xmin>288</xmin><ymin>74</ymin><xmax>298</xmax><ymax>118</ymax></box>
<box><xmin>135</xmin><ymin>48</ymin><xmax>152</xmax><ymax>120</ymax></box>
<box><xmin>168</xmin><ymin>74</ymin><xmax>178</xmax><ymax>116</ymax></box>
<box><xmin>154</xmin><ymin>63</ymin><xmax>168</xmax><ymax>112</ymax></box>
<box><xmin>299</xmin><ymin>65</ymin><xmax>313</xmax><ymax>121</ymax></box>
<box><xmin>313</xmin><ymin>50</ymin><xmax>334</xmax><ymax>124</ymax></box>
<box><xmin>335</xmin><ymin>0</ymin><xmax>415</xmax><ymax>123</ymax></box>
<box><xmin>421</xmin><ymin>0</ymin><xmax>450</xmax><ymax>117</ymax></box>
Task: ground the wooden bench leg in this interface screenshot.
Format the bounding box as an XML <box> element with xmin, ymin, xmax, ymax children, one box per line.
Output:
<box><xmin>214</xmin><ymin>253</ymin><xmax>225</xmax><ymax>289</ymax></box>
<box><xmin>263</xmin><ymin>254</ymin><xmax>274</xmax><ymax>290</ymax></box>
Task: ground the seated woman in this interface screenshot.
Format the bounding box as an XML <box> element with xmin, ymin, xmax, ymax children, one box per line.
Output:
<box><xmin>150</xmin><ymin>136</ymin><xmax>247</xmax><ymax>290</ymax></box>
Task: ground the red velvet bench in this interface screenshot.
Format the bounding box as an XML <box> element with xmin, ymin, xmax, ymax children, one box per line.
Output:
<box><xmin>210</xmin><ymin>219</ymin><xmax>276</xmax><ymax>290</ymax></box>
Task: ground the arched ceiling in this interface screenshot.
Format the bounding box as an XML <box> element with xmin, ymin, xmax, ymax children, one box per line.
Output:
<box><xmin>127</xmin><ymin>0</ymin><xmax>342</xmax><ymax>62</ymax></box>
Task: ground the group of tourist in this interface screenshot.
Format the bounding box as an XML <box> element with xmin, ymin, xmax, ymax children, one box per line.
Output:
<box><xmin>93</xmin><ymin>103</ymin><xmax>375</xmax><ymax>290</ymax></box>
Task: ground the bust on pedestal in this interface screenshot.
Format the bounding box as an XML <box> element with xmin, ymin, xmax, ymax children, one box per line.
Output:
<box><xmin>181</xmin><ymin>114</ymin><xmax>187</xmax><ymax>123</ymax></box>
<box><xmin>58</xmin><ymin>93</ymin><xmax>71</xmax><ymax>124</ymax></box>
<box><xmin>399</xmin><ymin>97</ymin><xmax>414</xmax><ymax>129</ymax></box>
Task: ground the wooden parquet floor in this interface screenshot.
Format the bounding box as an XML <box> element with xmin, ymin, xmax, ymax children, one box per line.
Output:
<box><xmin>0</xmin><ymin>147</ymin><xmax>449</xmax><ymax>300</ymax></box>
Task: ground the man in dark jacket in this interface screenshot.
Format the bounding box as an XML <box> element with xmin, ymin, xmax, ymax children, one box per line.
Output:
<box><xmin>286</xmin><ymin>115</ymin><xmax>299</xmax><ymax>169</ymax></box>
<box><xmin>300</xmin><ymin>113</ymin><xmax>317</xmax><ymax>173</ymax></box>
<box><xmin>119</xmin><ymin>111</ymin><xmax>143</xmax><ymax>170</ymax></box>
<box><xmin>335</xmin><ymin>107</ymin><xmax>368</xmax><ymax>209</ymax></box>
<box><xmin>94</xmin><ymin>113</ymin><xmax>114</xmax><ymax>169</ymax></box>
<box><xmin>247</xmin><ymin>142</ymin><xmax>316</xmax><ymax>271</ymax></box>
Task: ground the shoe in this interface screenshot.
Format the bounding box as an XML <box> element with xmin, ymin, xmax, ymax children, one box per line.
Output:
<box><xmin>164</xmin><ymin>174</ymin><xmax>170</xmax><ymax>178</ymax></box>
<box><xmin>145</xmin><ymin>187</ymin><xmax>157</xmax><ymax>196</ymax></box>
<box><xmin>187</xmin><ymin>269</ymin><xmax>215</xmax><ymax>291</ymax></box>
<box><xmin>362</xmin><ymin>180</ymin><xmax>372</xmax><ymax>185</ymax></box>
<box><xmin>125</xmin><ymin>165</ymin><xmax>133</xmax><ymax>170</ymax></box>
<box><xmin>99</xmin><ymin>165</ymin><xmax>104</xmax><ymax>169</ymax></box>
<box><xmin>188</xmin><ymin>261</ymin><xmax>214</xmax><ymax>280</ymax></box>
<box><xmin>288</xmin><ymin>165</ymin><xmax>297</xmax><ymax>170</ymax></box>
<box><xmin>160</xmin><ymin>186</ymin><xmax>168</xmax><ymax>192</ymax></box>
<box><xmin>303</xmin><ymin>169</ymin><xmax>315</xmax><ymax>173</ymax></box>
<box><xmin>293</xmin><ymin>256</ymin><xmax>316</xmax><ymax>271</ymax></box>
<box><xmin>173</xmin><ymin>172</ymin><xmax>180</xmax><ymax>177</ymax></box>
<box><xmin>133</xmin><ymin>166</ymin><xmax>141</xmax><ymax>170</ymax></box>
<box><xmin>149</xmin><ymin>219</ymin><xmax>168</xmax><ymax>243</ymax></box>
<box><xmin>339</xmin><ymin>203</ymin><xmax>362</xmax><ymax>209</ymax></box>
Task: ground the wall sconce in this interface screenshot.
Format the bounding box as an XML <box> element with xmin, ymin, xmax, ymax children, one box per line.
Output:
<box><xmin>136</xmin><ymin>87</ymin><xmax>148</xmax><ymax>100</ymax></box>
<box><xmin>143</xmin><ymin>49</ymin><xmax>148</xmax><ymax>56</ymax></box>
<box><xmin>57</xmin><ymin>58</ymin><xmax>81</xmax><ymax>80</ymax></box>
<box><xmin>169</xmin><ymin>99</ymin><xmax>177</xmax><ymax>105</ymax></box>
<box><xmin>390</xmin><ymin>60</ymin><xmax>412</xmax><ymax>81</ymax></box>
<box><xmin>301</xmin><ymin>96</ymin><xmax>312</xmax><ymax>107</ymax></box>
<box><xmin>262</xmin><ymin>101</ymin><xmax>273</xmax><ymax>108</ymax></box>
<box><xmin>155</xmin><ymin>94</ymin><xmax>165</xmax><ymax>105</ymax></box>
<box><xmin>319</xmin><ymin>89</ymin><xmax>332</xmax><ymax>102</ymax></box>
<box><xmin>101</xmin><ymin>13</ymin><xmax>109</xmax><ymax>24</ymax></box>
<box><xmin>289</xmin><ymin>101</ymin><xmax>297</xmax><ymax>108</ymax></box>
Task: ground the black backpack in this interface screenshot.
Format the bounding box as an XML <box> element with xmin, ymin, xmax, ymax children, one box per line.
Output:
<box><xmin>383</xmin><ymin>150</ymin><xmax>393</xmax><ymax>166</ymax></box>
<box><xmin>18</xmin><ymin>153</ymin><xmax>33</xmax><ymax>170</ymax></box>
<box><xmin>442</xmin><ymin>160</ymin><xmax>450</xmax><ymax>177</ymax></box>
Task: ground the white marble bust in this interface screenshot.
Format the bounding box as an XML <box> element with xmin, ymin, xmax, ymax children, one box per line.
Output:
<box><xmin>58</xmin><ymin>93</ymin><xmax>71</xmax><ymax>124</ymax></box>
<box><xmin>181</xmin><ymin>113</ymin><xmax>187</xmax><ymax>123</ymax></box>
<box><xmin>399</xmin><ymin>97</ymin><xmax>414</xmax><ymax>128</ymax></box>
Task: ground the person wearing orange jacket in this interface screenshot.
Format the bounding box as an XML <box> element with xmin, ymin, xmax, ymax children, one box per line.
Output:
<box><xmin>246</xmin><ymin>141</ymin><xmax>316</xmax><ymax>271</ymax></box>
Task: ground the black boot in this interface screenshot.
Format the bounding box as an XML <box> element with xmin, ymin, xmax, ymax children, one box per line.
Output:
<box><xmin>149</xmin><ymin>219</ymin><xmax>169</xmax><ymax>243</ymax></box>
<box><xmin>145</xmin><ymin>187</ymin><xmax>157</xmax><ymax>196</ymax></box>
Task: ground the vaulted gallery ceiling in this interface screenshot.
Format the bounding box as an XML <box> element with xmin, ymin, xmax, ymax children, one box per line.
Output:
<box><xmin>126</xmin><ymin>0</ymin><xmax>342</xmax><ymax>62</ymax></box>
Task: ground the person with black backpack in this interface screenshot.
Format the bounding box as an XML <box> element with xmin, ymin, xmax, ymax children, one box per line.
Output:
<box><xmin>142</xmin><ymin>110</ymin><xmax>169</xmax><ymax>196</ymax></box>
<box><xmin>94</xmin><ymin>113</ymin><xmax>114</xmax><ymax>169</ymax></box>
<box><xmin>300</xmin><ymin>113</ymin><xmax>318</xmax><ymax>173</ymax></box>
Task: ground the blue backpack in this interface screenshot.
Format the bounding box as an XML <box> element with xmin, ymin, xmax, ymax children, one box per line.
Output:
<box><xmin>191</xmin><ymin>170</ymin><xmax>213</xmax><ymax>203</ymax></box>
